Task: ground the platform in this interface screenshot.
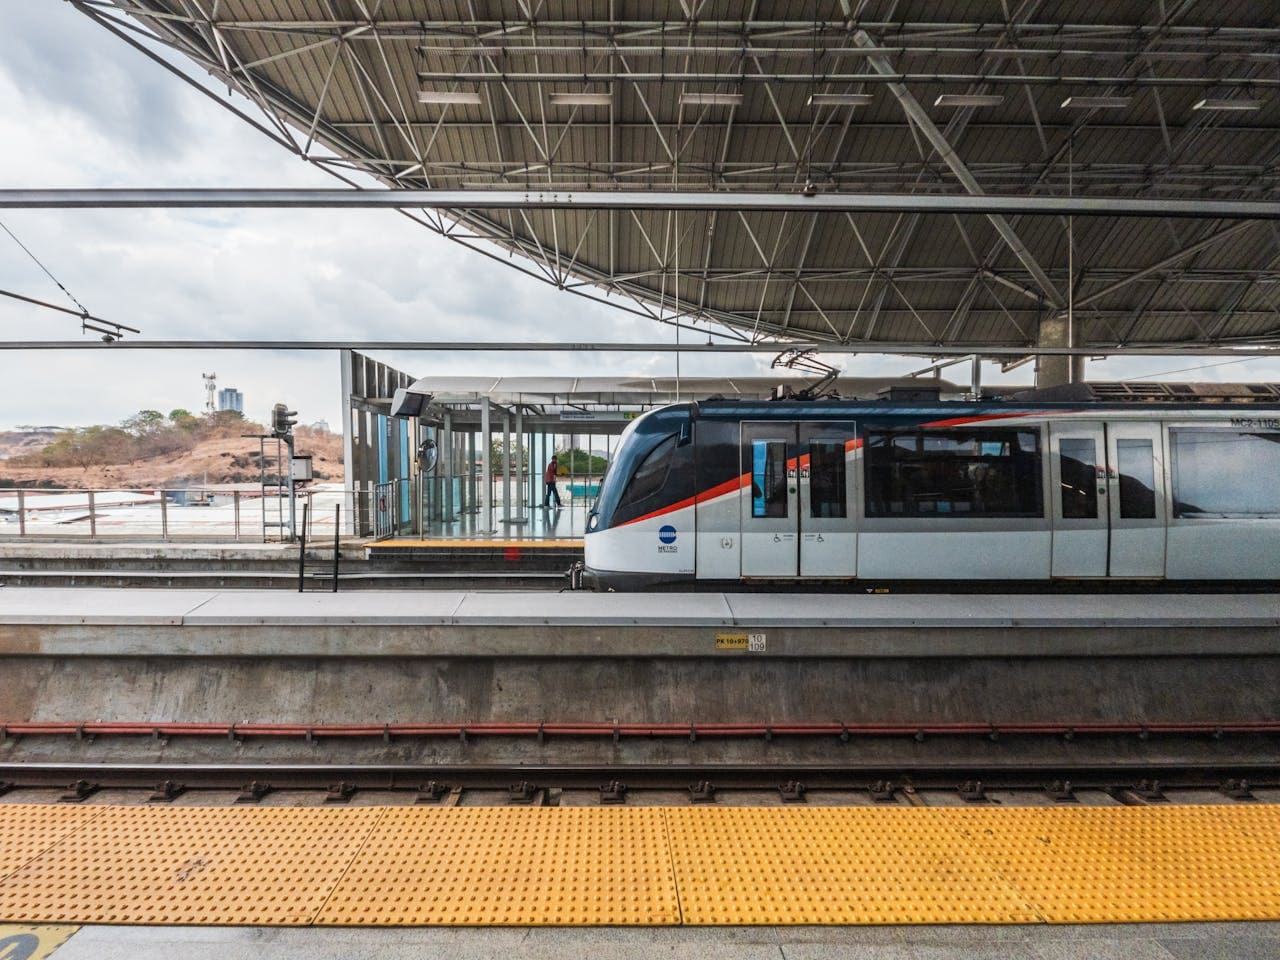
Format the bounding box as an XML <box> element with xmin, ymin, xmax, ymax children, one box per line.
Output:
<box><xmin>1</xmin><ymin>804</ymin><xmax>1279</xmax><ymax>926</ymax></box>
<box><xmin>1</xmin><ymin>587</ymin><xmax>1277</xmax><ymax>774</ymax></box>
<box><xmin>2</xmin><ymin>588</ymin><xmax>1278</xmax><ymax>656</ymax></box>
<box><xmin>415</xmin><ymin>500</ymin><xmax>593</xmax><ymax>541</ymax></box>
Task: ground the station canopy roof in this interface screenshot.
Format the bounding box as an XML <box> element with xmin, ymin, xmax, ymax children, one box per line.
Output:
<box><xmin>91</xmin><ymin>2</ymin><xmax>1280</xmax><ymax>354</ymax></box>
<box><xmin>393</xmin><ymin>374</ymin><xmax>973</xmax><ymax>418</ymax></box>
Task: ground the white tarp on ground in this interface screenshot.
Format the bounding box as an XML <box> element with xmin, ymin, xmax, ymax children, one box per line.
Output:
<box><xmin>0</xmin><ymin>491</ymin><xmax>160</xmax><ymax>514</ymax></box>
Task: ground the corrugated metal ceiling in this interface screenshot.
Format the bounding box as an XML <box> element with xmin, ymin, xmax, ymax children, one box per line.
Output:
<box><xmin>83</xmin><ymin>0</ymin><xmax>1280</xmax><ymax>352</ymax></box>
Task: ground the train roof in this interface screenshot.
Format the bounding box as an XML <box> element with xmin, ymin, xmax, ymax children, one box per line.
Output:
<box><xmin>690</xmin><ymin>397</ymin><xmax>1280</xmax><ymax>419</ymax></box>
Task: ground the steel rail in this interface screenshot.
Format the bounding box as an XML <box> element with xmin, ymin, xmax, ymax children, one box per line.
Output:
<box><xmin>3</xmin><ymin>188</ymin><xmax>1280</xmax><ymax>220</ymax></box>
<box><xmin>3</xmin><ymin>339</ymin><xmax>1280</xmax><ymax>356</ymax></box>
<box><xmin>3</xmin><ymin>720</ymin><xmax>1277</xmax><ymax>740</ymax></box>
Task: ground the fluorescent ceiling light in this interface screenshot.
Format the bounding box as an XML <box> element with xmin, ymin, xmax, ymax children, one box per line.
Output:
<box><xmin>417</xmin><ymin>90</ymin><xmax>482</xmax><ymax>105</ymax></box>
<box><xmin>549</xmin><ymin>92</ymin><xmax>613</xmax><ymax>106</ymax></box>
<box><xmin>680</xmin><ymin>92</ymin><xmax>743</xmax><ymax>106</ymax></box>
<box><xmin>809</xmin><ymin>93</ymin><xmax>874</xmax><ymax>107</ymax></box>
<box><xmin>1061</xmin><ymin>95</ymin><xmax>1132</xmax><ymax>109</ymax></box>
<box><xmin>934</xmin><ymin>94</ymin><xmax>1004</xmax><ymax>108</ymax></box>
<box><xmin>1193</xmin><ymin>98</ymin><xmax>1263</xmax><ymax>112</ymax></box>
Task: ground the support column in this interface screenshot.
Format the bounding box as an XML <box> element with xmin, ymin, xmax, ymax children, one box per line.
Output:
<box><xmin>339</xmin><ymin>349</ymin><xmax>356</xmax><ymax>535</ymax></box>
<box><xmin>1035</xmin><ymin>315</ymin><xmax>1085</xmax><ymax>389</ymax></box>
<box><xmin>465</xmin><ymin>429</ymin><xmax>476</xmax><ymax>515</ymax></box>
<box><xmin>479</xmin><ymin>399</ymin><xmax>492</xmax><ymax>533</ymax></box>
<box><xmin>441</xmin><ymin>411</ymin><xmax>453</xmax><ymax>523</ymax></box>
<box><xmin>511</xmin><ymin>405</ymin><xmax>527</xmax><ymax>524</ymax></box>
<box><xmin>501</xmin><ymin>414</ymin><xmax>512</xmax><ymax>525</ymax></box>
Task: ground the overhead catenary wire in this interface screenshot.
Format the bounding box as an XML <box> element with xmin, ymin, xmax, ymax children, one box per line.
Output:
<box><xmin>0</xmin><ymin>217</ymin><xmax>90</xmax><ymax>316</ymax></box>
<box><xmin>0</xmin><ymin>287</ymin><xmax>140</xmax><ymax>337</ymax></box>
<box><xmin>0</xmin><ymin>217</ymin><xmax>138</xmax><ymax>338</ymax></box>
<box><xmin>1122</xmin><ymin>356</ymin><xmax>1267</xmax><ymax>381</ymax></box>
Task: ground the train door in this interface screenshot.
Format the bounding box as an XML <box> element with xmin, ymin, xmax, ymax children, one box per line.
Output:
<box><xmin>1049</xmin><ymin>422</ymin><xmax>1109</xmax><ymax>577</ymax></box>
<box><xmin>740</xmin><ymin>422</ymin><xmax>798</xmax><ymax>576</ymax></box>
<box><xmin>798</xmin><ymin>422</ymin><xmax>858</xmax><ymax>577</ymax></box>
<box><xmin>1049</xmin><ymin>421</ymin><xmax>1167</xmax><ymax>577</ymax></box>
<box><xmin>1106</xmin><ymin>421</ymin><xmax>1167</xmax><ymax>578</ymax></box>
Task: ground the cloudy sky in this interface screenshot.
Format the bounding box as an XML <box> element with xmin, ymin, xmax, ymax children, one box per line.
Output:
<box><xmin>0</xmin><ymin>6</ymin><xmax>1272</xmax><ymax>431</ymax></box>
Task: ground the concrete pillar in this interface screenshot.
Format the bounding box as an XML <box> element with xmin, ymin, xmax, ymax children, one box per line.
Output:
<box><xmin>1036</xmin><ymin>313</ymin><xmax>1085</xmax><ymax>389</ymax></box>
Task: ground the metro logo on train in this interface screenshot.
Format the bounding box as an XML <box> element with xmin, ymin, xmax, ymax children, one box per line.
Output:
<box><xmin>582</xmin><ymin>397</ymin><xmax>1280</xmax><ymax>589</ymax></box>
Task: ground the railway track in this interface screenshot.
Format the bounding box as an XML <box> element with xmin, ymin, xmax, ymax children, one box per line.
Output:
<box><xmin>1</xmin><ymin>760</ymin><xmax>1276</xmax><ymax>806</ymax></box>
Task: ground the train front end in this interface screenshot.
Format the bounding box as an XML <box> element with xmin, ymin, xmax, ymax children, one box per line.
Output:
<box><xmin>584</xmin><ymin>403</ymin><xmax>696</xmax><ymax>590</ymax></box>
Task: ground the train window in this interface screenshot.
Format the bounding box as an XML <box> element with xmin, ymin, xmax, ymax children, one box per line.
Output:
<box><xmin>751</xmin><ymin>440</ymin><xmax>788</xmax><ymax>518</ymax></box>
<box><xmin>617</xmin><ymin>434</ymin><xmax>677</xmax><ymax>510</ymax></box>
<box><xmin>809</xmin><ymin>441</ymin><xmax>847</xmax><ymax>518</ymax></box>
<box><xmin>1116</xmin><ymin>439</ymin><xmax>1156</xmax><ymax>519</ymax></box>
<box><xmin>1171</xmin><ymin>430</ymin><xmax>1280</xmax><ymax>518</ymax></box>
<box><xmin>864</xmin><ymin>428</ymin><xmax>1042</xmax><ymax>518</ymax></box>
<box><xmin>1059</xmin><ymin>438</ymin><xmax>1098</xmax><ymax>519</ymax></box>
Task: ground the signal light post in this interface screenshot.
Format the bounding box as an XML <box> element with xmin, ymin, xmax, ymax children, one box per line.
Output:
<box><xmin>272</xmin><ymin>402</ymin><xmax>298</xmax><ymax>540</ymax></box>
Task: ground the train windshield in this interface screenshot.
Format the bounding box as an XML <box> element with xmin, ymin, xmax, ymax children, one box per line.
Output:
<box><xmin>589</xmin><ymin>405</ymin><xmax>692</xmax><ymax>530</ymax></box>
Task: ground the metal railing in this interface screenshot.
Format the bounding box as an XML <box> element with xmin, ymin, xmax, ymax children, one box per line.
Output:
<box><xmin>0</xmin><ymin>486</ymin><xmax>347</xmax><ymax>542</ymax></box>
<box><xmin>1</xmin><ymin>478</ymin><xmax>604</xmax><ymax>542</ymax></box>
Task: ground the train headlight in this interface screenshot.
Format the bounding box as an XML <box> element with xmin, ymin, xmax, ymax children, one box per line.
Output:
<box><xmin>587</xmin><ymin>513</ymin><xmax>599</xmax><ymax>532</ymax></box>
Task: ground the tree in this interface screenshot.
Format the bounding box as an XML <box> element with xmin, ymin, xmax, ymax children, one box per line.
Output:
<box><xmin>487</xmin><ymin>439</ymin><xmax>528</xmax><ymax>476</ymax></box>
<box><xmin>121</xmin><ymin>410</ymin><xmax>165</xmax><ymax>436</ymax></box>
<box><xmin>556</xmin><ymin>446</ymin><xmax>608</xmax><ymax>476</ymax></box>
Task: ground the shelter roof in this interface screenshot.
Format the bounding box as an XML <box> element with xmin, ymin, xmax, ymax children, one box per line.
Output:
<box><xmin>94</xmin><ymin>1</ymin><xmax>1280</xmax><ymax>354</ymax></box>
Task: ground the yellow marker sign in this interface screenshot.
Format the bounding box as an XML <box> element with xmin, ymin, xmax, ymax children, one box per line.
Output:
<box><xmin>0</xmin><ymin>926</ymin><xmax>79</xmax><ymax>960</ymax></box>
<box><xmin>715</xmin><ymin>633</ymin><xmax>766</xmax><ymax>651</ymax></box>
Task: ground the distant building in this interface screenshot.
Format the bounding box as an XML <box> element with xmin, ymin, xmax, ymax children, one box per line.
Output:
<box><xmin>309</xmin><ymin>419</ymin><xmax>330</xmax><ymax>433</ymax></box>
<box><xmin>217</xmin><ymin>387</ymin><xmax>244</xmax><ymax>413</ymax></box>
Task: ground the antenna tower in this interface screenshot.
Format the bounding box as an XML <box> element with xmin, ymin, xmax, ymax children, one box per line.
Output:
<box><xmin>202</xmin><ymin>372</ymin><xmax>217</xmax><ymax>414</ymax></box>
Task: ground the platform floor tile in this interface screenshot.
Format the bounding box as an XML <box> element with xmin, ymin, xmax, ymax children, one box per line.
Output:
<box><xmin>316</xmin><ymin>807</ymin><xmax>678</xmax><ymax>925</ymax></box>
<box><xmin>0</xmin><ymin>806</ymin><xmax>104</xmax><ymax>880</ymax></box>
<box><xmin>2</xmin><ymin>805</ymin><xmax>1280</xmax><ymax>927</ymax></box>
<box><xmin>666</xmin><ymin>807</ymin><xmax>1041</xmax><ymax>925</ymax></box>
<box><xmin>950</xmin><ymin>805</ymin><xmax>1280</xmax><ymax>923</ymax></box>
<box><xmin>0</xmin><ymin>805</ymin><xmax>384</xmax><ymax>925</ymax></box>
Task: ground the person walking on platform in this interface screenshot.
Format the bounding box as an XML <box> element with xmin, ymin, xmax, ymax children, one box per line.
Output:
<box><xmin>543</xmin><ymin>455</ymin><xmax>563</xmax><ymax>509</ymax></box>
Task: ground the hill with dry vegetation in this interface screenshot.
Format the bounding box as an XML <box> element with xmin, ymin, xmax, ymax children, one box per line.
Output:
<box><xmin>0</xmin><ymin>410</ymin><xmax>342</xmax><ymax>490</ymax></box>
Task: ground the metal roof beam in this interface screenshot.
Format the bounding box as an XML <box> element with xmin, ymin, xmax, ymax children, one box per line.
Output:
<box><xmin>8</xmin><ymin>189</ymin><xmax>1280</xmax><ymax>218</ymax></box>
<box><xmin>6</xmin><ymin>339</ymin><xmax>1280</xmax><ymax>357</ymax></box>
<box><xmin>854</xmin><ymin>28</ymin><xmax>1063</xmax><ymax>307</ymax></box>
<box><xmin>1074</xmin><ymin>221</ymin><xmax>1261</xmax><ymax>310</ymax></box>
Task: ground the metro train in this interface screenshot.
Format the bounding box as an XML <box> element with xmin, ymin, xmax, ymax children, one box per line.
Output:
<box><xmin>582</xmin><ymin>398</ymin><xmax>1280</xmax><ymax>589</ymax></box>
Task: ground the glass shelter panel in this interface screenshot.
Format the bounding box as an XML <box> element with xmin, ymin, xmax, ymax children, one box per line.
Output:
<box><xmin>1172</xmin><ymin>430</ymin><xmax>1280</xmax><ymax>518</ymax></box>
<box><xmin>865</xmin><ymin>428</ymin><xmax>1043</xmax><ymax>518</ymax></box>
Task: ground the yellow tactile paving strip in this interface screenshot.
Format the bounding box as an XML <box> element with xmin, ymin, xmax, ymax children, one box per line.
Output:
<box><xmin>0</xmin><ymin>806</ymin><xmax>382</xmax><ymax>925</ymax></box>
<box><xmin>666</xmin><ymin>807</ymin><xmax>1039</xmax><ymax>924</ymax></box>
<box><xmin>1</xmin><ymin>804</ymin><xmax>1280</xmax><ymax>926</ymax></box>
<box><xmin>318</xmin><ymin>808</ymin><xmax>678</xmax><ymax>925</ymax></box>
<box><xmin>951</xmin><ymin>805</ymin><xmax>1280</xmax><ymax>922</ymax></box>
<box><xmin>0</xmin><ymin>806</ymin><xmax>103</xmax><ymax>881</ymax></box>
